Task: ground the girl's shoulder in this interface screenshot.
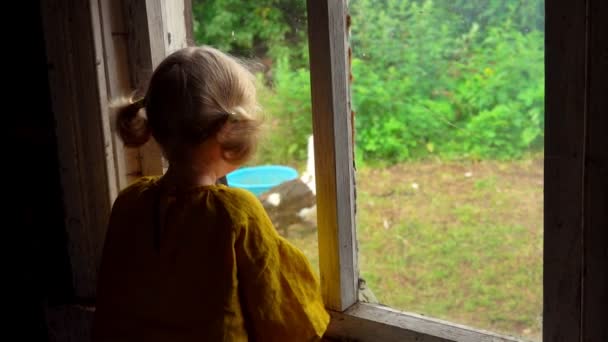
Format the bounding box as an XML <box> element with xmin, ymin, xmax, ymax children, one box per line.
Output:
<box><xmin>115</xmin><ymin>176</ymin><xmax>160</xmax><ymax>199</ymax></box>
<box><xmin>112</xmin><ymin>176</ymin><xmax>265</xmax><ymax>221</ymax></box>
<box><xmin>195</xmin><ymin>186</ymin><xmax>270</xmax><ymax>231</ymax></box>
<box><xmin>214</xmin><ymin>186</ymin><xmax>267</xmax><ymax>218</ymax></box>
<box><xmin>108</xmin><ymin>176</ymin><xmax>160</xmax><ymax>210</ymax></box>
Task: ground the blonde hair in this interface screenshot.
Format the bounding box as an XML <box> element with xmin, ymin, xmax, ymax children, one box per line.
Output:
<box><xmin>114</xmin><ymin>46</ymin><xmax>261</xmax><ymax>165</ymax></box>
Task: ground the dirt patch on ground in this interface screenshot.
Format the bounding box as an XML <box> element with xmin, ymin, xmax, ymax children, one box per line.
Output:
<box><xmin>357</xmin><ymin>157</ymin><xmax>543</xmax><ymax>233</ymax></box>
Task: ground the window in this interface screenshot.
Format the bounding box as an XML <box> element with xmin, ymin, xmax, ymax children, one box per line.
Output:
<box><xmin>306</xmin><ymin>1</ymin><xmax>605</xmax><ymax>341</ymax></box>
<box><xmin>352</xmin><ymin>1</ymin><xmax>544</xmax><ymax>340</ymax></box>
<box><xmin>42</xmin><ymin>0</ymin><xmax>607</xmax><ymax>340</ymax></box>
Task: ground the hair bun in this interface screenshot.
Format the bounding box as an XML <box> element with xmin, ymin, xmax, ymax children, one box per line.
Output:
<box><xmin>113</xmin><ymin>97</ymin><xmax>152</xmax><ymax>147</ymax></box>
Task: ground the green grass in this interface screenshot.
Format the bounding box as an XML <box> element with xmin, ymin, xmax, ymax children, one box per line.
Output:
<box><xmin>286</xmin><ymin>158</ymin><xmax>543</xmax><ymax>341</ymax></box>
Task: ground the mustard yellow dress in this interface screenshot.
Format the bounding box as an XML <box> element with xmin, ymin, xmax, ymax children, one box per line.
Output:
<box><xmin>92</xmin><ymin>176</ymin><xmax>329</xmax><ymax>341</ymax></box>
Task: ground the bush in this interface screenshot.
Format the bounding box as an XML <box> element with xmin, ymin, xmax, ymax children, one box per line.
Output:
<box><xmin>253</xmin><ymin>58</ymin><xmax>312</xmax><ymax>166</ymax></box>
<box><xmin>193</xmin><ymin>0</ymin><xmax>544</xmax><ymax>164</ymax></box>
<box><xmin>349</xmin><ymin>0</ymin><xmax>544</xmax><ymax>162</ymax></box>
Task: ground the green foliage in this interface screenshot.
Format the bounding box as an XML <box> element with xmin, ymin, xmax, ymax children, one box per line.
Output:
<box><xmin>351</xmin><ymin>0</ymin><xmax>461</xmax><ymax>160</ymax></box>
<box><xmin>448</xmin><ymin>24</ymin><xmax>545</xmax><ymax>159</ymax></box>
<box><xmin>192</xmin><ymin>0</ymin><xmax>545</xmax><ymax>164</ymax></box>
<box><xmin>252</xmin><ymin>58</ymin><xmax>312</xmax><ymax>166</ymax></box>
<box><xmin>350</xmin><ymin>0</ymin><xmax>544</xmax><ymax>161</ymax></box>
<box><xmin>192</xmin><ymin>0</ymin><xmax>308</xmax><ymax>67</ymax></box>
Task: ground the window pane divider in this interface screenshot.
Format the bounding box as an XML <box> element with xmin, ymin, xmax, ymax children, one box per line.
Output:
<box><xmin>307</xmin><ymin>0</ymin><xmax>358</xmax><ymax>312</ymax></box>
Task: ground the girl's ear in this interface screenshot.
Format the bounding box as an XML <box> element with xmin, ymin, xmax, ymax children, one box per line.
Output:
<box><xmin>220</xmin><ymin>149</ymin><xmax>238</xmax><ymax>163</ymax></box>
<box><xmin>211</xmin><ymin>124</ymin><xmax>232</xmax><ymax>161</ymax></box>
<box><xmin>215</xmin><ymin>121</ymin><xmax>240</xmax><ymax>160</ymax></box>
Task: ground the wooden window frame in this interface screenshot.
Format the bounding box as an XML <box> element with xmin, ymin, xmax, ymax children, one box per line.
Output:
<box><xmin>307</xmin><ymin>1</ymin><xmax>520</xmax><ymax>341</ymax></box>
<box><xmin>306</xmin><ymin>1</ymin><xmax>607</xmax><ymax>342</ymax></box>
<box><xmin>43</xmin><ymin>0</ymin><xmax>606</xmax><ymax>340</ymax></box>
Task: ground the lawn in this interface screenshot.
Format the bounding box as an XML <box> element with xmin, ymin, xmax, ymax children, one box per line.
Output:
<box><xmin>287</xmin><ymin>157</ymin><xmax>543</xmax><ymax>341</ymax></box>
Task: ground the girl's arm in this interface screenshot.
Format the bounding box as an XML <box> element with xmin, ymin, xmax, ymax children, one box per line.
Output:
<box><xmin>234</xmin><ymin>191</ymin><xmax>330</xmax><ymax>341</ymax></box>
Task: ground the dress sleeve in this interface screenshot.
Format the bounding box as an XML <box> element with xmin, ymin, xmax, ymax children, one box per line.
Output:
<box><xmin>233</xmin><ymin>190</ymin><xmax>330</xmax><ymax>341</ymax></box>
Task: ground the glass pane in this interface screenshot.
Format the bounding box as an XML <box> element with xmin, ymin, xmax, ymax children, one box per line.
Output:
<box><xmin>191</xmin><ymin>1</ymin><xmax>319</xmax><ymax>272</ymax></box>
<box><xmin>351</xmin><ymin>1</ymin><xmax>544</xmax><ymax>340</ymax></box>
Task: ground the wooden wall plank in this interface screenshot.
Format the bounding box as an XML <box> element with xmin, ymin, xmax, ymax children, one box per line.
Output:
<box><xmin>123</xmin><ymin>0</ymin><xmax>166</xmax><ymax>176</ymax></box>
<box><xmin>583</xmin><ymin>0</ymin><xmax>608</xmax><ymax>341</ymax></box>
<box><xmin>41</xmin><ymin>0</ymin><xmax>116</xmax><ymax>299</ymax></box>
<box><xmin>123</xmin><ymin>0</ymin><xmax>167</xmax><ymax>85</ymax></box>
<box><xmin>307</xmin><ymin>0</ymin><xmax>358</xmax><ymax>311</ymax></box>
<box><xmin>98</xmin><ymin>0</ymin><xmax>142</xmax><ymax>190</ymax></box>
<box><xmin>544</xmin><ymin>0</ymin><xmax>588</xmax><ymax>341</ymax></box>
<box><xmin>85</xmin><ymin>0</ymin><xmax>119</xmax><ymax>204</ymax></box>
<box><xmin>122</xmin><ymin>0</ymin><xmax>189</xmax><ymax>176</ymax></box>
<box><xmin>163</xmin><ymin>0</ymin><xmax>189</xmax><ymax>54</ymax></box>
<box><xmin>184</xmin><ymin>0</ymin><xmax>195</xmax><ymax>45</ymax></box>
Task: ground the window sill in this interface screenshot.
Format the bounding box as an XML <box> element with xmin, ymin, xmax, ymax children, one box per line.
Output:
<box><xmin>326</xmin><ymin>302</ymin><xmax>525</xmax><ymax>342</ymax></box>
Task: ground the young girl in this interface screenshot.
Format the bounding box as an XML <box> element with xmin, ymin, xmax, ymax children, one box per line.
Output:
<box><xmin>92</xmin><ymin>46</ymin><xmax>330</xmax><ymax>341</ymax></box>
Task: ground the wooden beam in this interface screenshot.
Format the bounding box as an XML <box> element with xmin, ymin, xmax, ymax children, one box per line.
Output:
<box><xmin>307</xmin><ymin>0</ymin><xmax>357</xmax><ymax>311</ymax></box>
<box><xmin>544</xmin><ymin>0</ymin><xmax>588</xmax><ymax>341</ymax></box>
<box><xmin>123</xmin><ymin>0</ymin><xmax>166</xmax><ymax>88</ymax></box>
<box><xmin>583</xmin><ymin>0</ymin><xmax>608</xmax><ymax>340</ymax></box>
<box><xmin>122</xmin><ymin>0</ymin><xmax>189</xmax><ymax>176</ymax></box>
<box><xmin>123</xmin><ymin>0</ymin><xmax>166</xmax><ymax>176</ymax></box>
<box><xmin>98</xmin><ymin>0</ymin><xmax>142</xmax><ymax>189</ymax></box>
<box><xmin>41</xmin><ymin>0</ymin><xmax>117</xmax><ymax>299</ymax></box>
<box><xmin>183</xmin><ymin>0</ymin><xmax>195</xmax><ymax>45</ymax></box>
<box><xmin>163</xmin><ymin>0</ymin><xmax>189</xmax><ymax>53</ymax></box>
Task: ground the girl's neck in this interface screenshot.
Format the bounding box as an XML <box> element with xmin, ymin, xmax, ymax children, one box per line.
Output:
<box><xmin>161</xmin><ymin>163</ymin><xmax>219</xmax><ymax>188</ymax></box>
<box><xmin>159</xmin><ymin>140</ymin><xmax>236</xmax><ymax>189</ymax></box>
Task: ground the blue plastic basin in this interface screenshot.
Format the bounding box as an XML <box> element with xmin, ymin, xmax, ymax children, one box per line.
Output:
<box><xmin>226</xmin><ymin>165</ymin><xmax>298</xmax><ymax>196</ymax></box>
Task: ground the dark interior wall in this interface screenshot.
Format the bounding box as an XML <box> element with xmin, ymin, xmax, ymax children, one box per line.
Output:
<box><xmin>10</xmin><ymin>1</ymin><xmax>73</xmax><ymax>340</ymax></box>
